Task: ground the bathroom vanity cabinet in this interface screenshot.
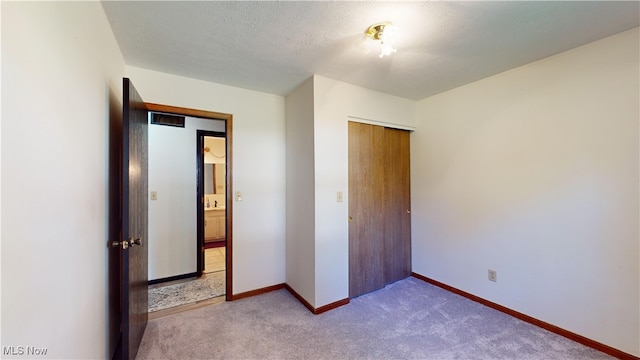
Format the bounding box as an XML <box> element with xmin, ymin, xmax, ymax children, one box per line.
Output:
<box><xmin>204</xmin><ymin>209</ymin><xmax>226</xmax><ymax>242</ymax></box>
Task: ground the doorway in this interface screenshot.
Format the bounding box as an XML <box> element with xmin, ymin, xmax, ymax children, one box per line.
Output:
<box><xmin>146</xmin><ymin>103</ymin><xmax>234</xmax><ymax>301</ymax></box>
<box><xmin>199</xmin><ymin>133</ymin><xmax>227</xmax><ymax>277</ymax></box>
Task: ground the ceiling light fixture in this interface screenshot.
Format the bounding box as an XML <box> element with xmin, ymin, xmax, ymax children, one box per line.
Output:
<box><xmin>365</xmin><ymin>22</ymin><xmax>397</xmax><ymax>58</ymax></box>
<box><xmin>203</xmin><ymin>146</ymin><xmax>225</xmax><ymax>159</ymax></box>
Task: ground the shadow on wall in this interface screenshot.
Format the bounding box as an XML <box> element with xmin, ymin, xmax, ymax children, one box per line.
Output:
<box><xmin>106</xmin><ymin>83</ymin><xmax>123</xmax><ymax>360</ymax></box>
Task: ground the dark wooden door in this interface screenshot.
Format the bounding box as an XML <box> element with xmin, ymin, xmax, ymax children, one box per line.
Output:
<box><xmin>348</xmin><ymin>122</ymin><xmax>411</xmax><ymax>298</ymax></box>
<box><xmin>110</xmin><ymin>78</ymin><xmax>149</xmax><ymax>360</ymax></box>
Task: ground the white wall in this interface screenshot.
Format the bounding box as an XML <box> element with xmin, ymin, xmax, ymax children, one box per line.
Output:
<box><xmin>148</xmin><ymin>117</ymin><xmax>225</xmax><ymax>281</ymax></box>
<box><xmin>1</xmin><ymin>2</ymin><xmax>124</xmax><ymax>358</ymax></box>
<box><xmin>125</xmin><ymin>66</ymin><xmax>286</xmax><ymax>294</ymax></box>
<box><xmin>312</xmin><ymin>75</ymin><xmax>416</xmax><ymax>307</ymax></box>
<box><xmin>285</xmin><ymin>77</ymin><xmax>316</xmax><ymax>304</ymax></box>
<box><xmin>412</xmin><ymin>28</ymin><xmax>639</xmax><ymax>356</ymax></box>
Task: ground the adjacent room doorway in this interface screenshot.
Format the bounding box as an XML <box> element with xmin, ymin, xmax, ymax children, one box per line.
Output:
<box><xmin>146</xmin><ymin>103</ymin><xmax>234</xmax><ymax>300</ymax></box>
<box><xmin>198</xmin><ymin>132</ymin><xmax>227</xmax><ymax>277</ymax></box>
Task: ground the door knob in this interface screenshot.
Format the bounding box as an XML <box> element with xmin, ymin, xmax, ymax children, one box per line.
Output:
<box><xmin>112</xmin><ymin>240</ymin><xmax>129</xmax><ymax>249</ymax></box>
<box><xmin>407</xmin><ymin>210</ymin><xmax>411</xmax><ymax>214</ymax></box>
<box><xmin>349</xmin><ymin>216</ymin><xmax>353</xmax><ymax>222</ymax></box>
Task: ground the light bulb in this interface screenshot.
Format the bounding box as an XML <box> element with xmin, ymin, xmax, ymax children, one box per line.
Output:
<box><xmin>364</xmin><ymin>22</ymin><xmax>399</xmax><ymax>58</ymax></box>
<box><xmin>379</xmin><ymin>41</ymin><xmax>397</xmax><ymax>58</ymax></box>
<box><xmin>378</xmin><ymin>24</ymin><xmax>397</xmax><ymax>43</ymax></box>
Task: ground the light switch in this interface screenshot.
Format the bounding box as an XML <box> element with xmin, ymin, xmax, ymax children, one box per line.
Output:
<box><xmin>235</xmin><ymin>191</ymin><xmax>243</xmax><ymax>202</ymax></box>
<box><xmin>150</xmin><ymin>191</ymin><xmax>158</xmax><ymax>200</ymax></box>
<box><xmin>337</xmin><ymin>191</ymin><xmax>343</xmax><ymax>202</ymax></box>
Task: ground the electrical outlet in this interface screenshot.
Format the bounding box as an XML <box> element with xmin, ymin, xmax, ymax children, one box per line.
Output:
<box><xmin>488</xmin><ymin>269</ymin><xmax>497</xmax><ymax>282</ymax></box>
<box><xmin>235</xmin><ymin>191</ymin><xmax>243</xmax><ymax>202</ymax></box>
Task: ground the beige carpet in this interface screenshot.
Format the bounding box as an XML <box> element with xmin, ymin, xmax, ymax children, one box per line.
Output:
<box><xmin>136</xmin><ymin>277</ymin><xmax>613</xmax><ymax>359</ymax></box>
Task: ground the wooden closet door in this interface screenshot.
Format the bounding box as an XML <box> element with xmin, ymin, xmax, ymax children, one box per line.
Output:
<box><xmin>348</xmin><ymin>122</ymin><xmax>386</xmax><ymax>297</ymax></box>
<box><xmin>349</xmin><ymin>122</ymin><xmax>411</xmax><ymax>298</ymax></box>
<box><xmin>383</xmin><ymin>128</ymin><xmax>411</xmax><ymax>284</ymax></box>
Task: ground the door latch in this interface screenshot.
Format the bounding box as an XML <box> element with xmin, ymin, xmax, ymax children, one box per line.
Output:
<box><xmin>111</xmin><ymin>237</ymin><xmax>142</xmax><ymax>249</ymax></box>
<box><xmin>112</xmin><ymin>239</ymin><xmax>129</xmax><ymax>249</ymax></box>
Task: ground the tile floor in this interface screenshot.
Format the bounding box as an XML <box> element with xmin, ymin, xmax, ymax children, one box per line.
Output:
<box><xmin>204</xmin><ymin>246</ymin><xmax>225</xmax><ymax>273</ymax></box>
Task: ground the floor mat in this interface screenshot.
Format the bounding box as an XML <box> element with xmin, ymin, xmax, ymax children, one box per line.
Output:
<box><xmin>148</xmin><ymin>271</ymin><xmax>225</xmax><ymax>312</ymax></box>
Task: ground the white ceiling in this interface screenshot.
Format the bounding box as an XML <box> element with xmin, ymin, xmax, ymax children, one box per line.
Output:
<box><xmin>101</xmin><ymin>1</ymin><xmax>639</xmax><ymax>100</ymax></box>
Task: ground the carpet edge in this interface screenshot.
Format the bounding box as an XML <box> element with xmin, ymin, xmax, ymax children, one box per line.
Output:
<box><xmin>411</xmin><ymin>272</ymin><xmax>639</xmax><ymax>360</ymax></box>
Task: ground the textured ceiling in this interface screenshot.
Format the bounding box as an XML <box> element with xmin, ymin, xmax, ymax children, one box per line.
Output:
<box><xmin>101</xmin><ymin>1</ymin><xmax>639</xmax><ymax>100</ymax></box>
